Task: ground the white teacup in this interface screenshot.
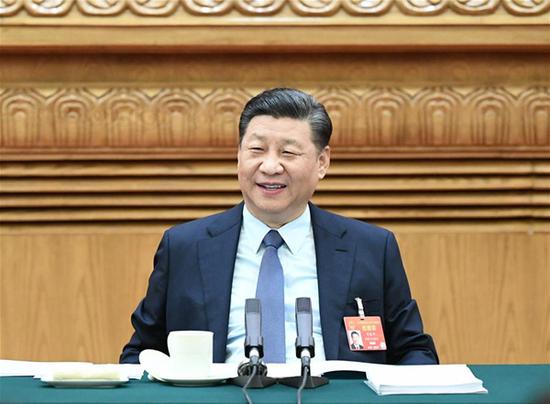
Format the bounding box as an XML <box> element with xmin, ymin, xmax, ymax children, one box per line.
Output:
<box><xmin>167</xmin><ymin>330</ymin><xmax>213</xmax><ymax>377</ymax></box>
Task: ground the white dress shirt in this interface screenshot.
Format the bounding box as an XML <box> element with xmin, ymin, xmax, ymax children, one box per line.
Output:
<box><xmin>225</xmin><ymin>204</ymin><xmax>326</xmax><ymax>363</ymax></box>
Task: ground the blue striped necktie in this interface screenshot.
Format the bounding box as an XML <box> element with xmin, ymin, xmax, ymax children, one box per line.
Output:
<box><xmin>255</xmin><ymin>230</ymin><xmax>286</xmax><ymax>363</ymax></box>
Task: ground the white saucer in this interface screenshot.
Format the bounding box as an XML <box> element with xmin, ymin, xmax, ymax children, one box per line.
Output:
<box><xmin>41</xmin><ymin>376</ymin><xmax>129</xmax><ymax>388</ymax></box>
<box><xmin>139</xmin><ymin>349</ymin><xmax>237</xmax><ymax>387</ymax></box>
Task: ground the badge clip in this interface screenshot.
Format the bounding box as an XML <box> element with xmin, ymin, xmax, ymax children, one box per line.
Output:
<box><xmin>354</xmin><ymin>297</ymin><xmax>365</xmax><ymax>319</ymax></box>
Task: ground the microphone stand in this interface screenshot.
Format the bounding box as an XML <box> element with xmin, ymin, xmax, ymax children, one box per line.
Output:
<box><xmin>279</xmin><ymin>349</ymin><xmax>329</xmax><ymax>389</ymax></box>
<box><xmin>231</xmin><ymin>298</ymin><xmax>277</xmax><ymax>388</ymax></box>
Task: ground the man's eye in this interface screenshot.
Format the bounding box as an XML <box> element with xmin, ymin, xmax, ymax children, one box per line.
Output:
<box><xmin>282</xmin><ymin>150</ymin><xmax>297</xmax><ymax>156</ymax></box>
<box><xmin>249</xmin><ymin>147</ymin><xmax>263</xmax><ymax>152</ymax></box>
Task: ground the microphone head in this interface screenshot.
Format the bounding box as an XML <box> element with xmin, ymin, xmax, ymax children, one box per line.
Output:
<box><xmin>296</xmin><ymin>297</ymin><xmax>312</xmax><ymax>313</ymax></box>
<box><xmin>295</xmin><ymin>297</ymin><xmax>315</xmax><ymax>358</ymax></box>
<box><xmin>244</xmin><ymin>298</ymin><xmax>264</xmax><ymax>358</ymax></box>
<box><xmin>246</xmin><ymin>298</ymin><xmax>261</xmax><ymax>315</ymax></box>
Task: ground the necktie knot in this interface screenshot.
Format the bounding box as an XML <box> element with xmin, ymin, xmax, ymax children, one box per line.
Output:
<box><xmin>263</xmin><ymin>230</ymin><xmax>284</xmax><ymax>250</ymax></box>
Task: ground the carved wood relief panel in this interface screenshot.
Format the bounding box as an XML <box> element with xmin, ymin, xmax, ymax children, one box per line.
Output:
<box><xmin>2</xmin><ymin>86</ymin><xmax>549</xmax><ymax>154</ymax></box>
<box><xmin>1</xmin><ymin>0</ymin><xmax>549</xmax><ymax>16</ymax></box>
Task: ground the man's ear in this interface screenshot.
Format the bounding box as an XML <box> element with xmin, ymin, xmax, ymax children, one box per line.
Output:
<box><xmin>318</xmin><ymin>146</ymin><xmax>330</xmax><ymax>179</ymax></box>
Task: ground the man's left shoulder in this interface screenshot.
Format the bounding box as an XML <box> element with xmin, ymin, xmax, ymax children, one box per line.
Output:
<box><xmin>310</xmin><ymin>203</ymin><xmax>392</xmax><ymax>241</ymax></box>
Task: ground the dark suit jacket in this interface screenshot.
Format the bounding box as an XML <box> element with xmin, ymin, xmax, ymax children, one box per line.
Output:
<box><xmin>120</xmin><ymin>202</ymin><xmax>438</xmax><ymax>365</ymax></box>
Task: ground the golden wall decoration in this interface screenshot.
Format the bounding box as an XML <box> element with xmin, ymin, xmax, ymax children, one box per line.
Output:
<box><xmin>2</xmin><ymin>86</ymin><xmax>548</xmax><ymax>153</ymax></box>
<box><xmin>1</xmin><ymin>0</ymin><xmax>549</xmax><ymax>16</ymax></box>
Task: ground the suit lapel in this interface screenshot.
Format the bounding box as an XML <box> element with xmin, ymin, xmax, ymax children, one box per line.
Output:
<box><xmin>198</xmin><ymin>203</ymin><xmax>243</xmax><ymax>363</ymax></box>
<box><xmin>310</xmin><ymin>203</ymin><xmax>355</xmax><ymax>360</ymax></box>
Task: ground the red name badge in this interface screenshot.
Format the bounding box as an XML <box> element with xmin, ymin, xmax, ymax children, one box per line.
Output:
<box><xmin>344</xmin><ymin>316</ymin><xmax>387</xmax><ymax>351</ymax></box>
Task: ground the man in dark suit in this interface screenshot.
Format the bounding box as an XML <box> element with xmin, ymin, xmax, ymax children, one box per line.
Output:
<box><xmin>120</xmin><ymin>88</ymin><xmax>438</xmax><ymax>365</ymax></box>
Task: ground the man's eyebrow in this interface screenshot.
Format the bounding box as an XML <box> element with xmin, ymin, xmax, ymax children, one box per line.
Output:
<box><xmin>247</xmin><ymin>133</ymin><xmax>300</xmax><ymax>147</ymax></box>
<box><xmin>281</xmin><ymin>138</ymin><xmax>299</xmax><ymax>146</ymax></box>
<box><xmin>248</xmin><ymin>133</ymin><xmax>266</xmax><ymax>141</ymax></box>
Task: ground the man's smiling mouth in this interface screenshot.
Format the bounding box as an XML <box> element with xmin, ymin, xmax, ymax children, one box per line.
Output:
<box><xmin>258</xmin><ymin>183</ymin><xmax>286</xmax><ymax>190</ymax></box>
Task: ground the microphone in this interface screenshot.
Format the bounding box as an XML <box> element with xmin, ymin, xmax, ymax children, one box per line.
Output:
<box><xmin>279</xmin><ymin>297</ymin><xmax>328</xmax><ymax>391</ymax></box>
<box><xmin>244</xmin><ymin>298</ymin><xmax>263</xmax><ymax>365</ymax></box>
<box><xmin>231</xmin><ymin>298</ymin><xmax>276</xmax><ymax>390</ymax></box>
<box><xmin>295</xmin><ymin>297</ymin><xmax>315</xmax><ymax>368</ymax></box>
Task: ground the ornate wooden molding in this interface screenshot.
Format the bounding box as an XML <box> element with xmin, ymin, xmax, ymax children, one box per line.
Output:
<box><xmin>1</xmin><ymin>0</ymin><xmax>549</xmax><ymax>17</ymax></box>
<box><xmin>2</xmin><ymin>0</ymin><xmax>549</xmax><ymax>50</ymax></box>
<box><xmin>1</xmin><ymin>86</ymin><xmax>548</xmax><ymax>157</ymax></box>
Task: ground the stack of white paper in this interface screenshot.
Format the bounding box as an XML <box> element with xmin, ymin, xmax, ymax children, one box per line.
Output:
<box><xmin>363</xmin><ymin>364</ymin><xmax>488</xmax><ymax>395</ymax></box>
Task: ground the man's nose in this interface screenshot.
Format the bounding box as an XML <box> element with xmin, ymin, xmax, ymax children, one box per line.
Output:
<box><xmin>259</xmin><ymin>154</ymin><xmax>283</xmax><ymax>175</ymax></box>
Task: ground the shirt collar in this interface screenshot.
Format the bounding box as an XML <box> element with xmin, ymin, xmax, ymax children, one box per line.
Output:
<box><xmin>242</xmin><ymin>204</ymin><xmax>312</xmax><ymax>255</ymax></box>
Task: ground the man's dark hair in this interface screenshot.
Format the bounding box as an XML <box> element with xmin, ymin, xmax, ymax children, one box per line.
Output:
<box><xmin>351</xmin><ymin>331</ymin><xmax>360</xmax><ymax>338</ymax></box>
<box><xmin>238</xmin><ymin>88</ymin><xmax>332</xmax><ymax>151</ymax></box>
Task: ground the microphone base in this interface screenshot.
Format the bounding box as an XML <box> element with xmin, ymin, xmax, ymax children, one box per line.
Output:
<box><xmin>278</xmin><ymin>375</ymin><xmax>329</xmax><ymax>389</ymax></box>
<box><xmin>230</xmin><ymin>375</ymin><xmax>277</xmax><ymax>388</ymax></box>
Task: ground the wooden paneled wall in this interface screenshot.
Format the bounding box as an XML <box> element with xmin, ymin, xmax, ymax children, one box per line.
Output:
<box><xmin>1</xmin><ymin>1</ymin><xmax>549</xmax><ymax>365</ymax></box>
<box><xmin>1</xmin><ymin>224</ymin><xmax>549</xmax><ymax>364</ymax></box>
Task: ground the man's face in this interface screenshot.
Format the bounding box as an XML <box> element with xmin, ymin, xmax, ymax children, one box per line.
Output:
<box><xmin>352</xmin><ymin>333</ymin><xmax>360</xmax><ymax>344</ymax></box>
<box><xmin>238</xmin><ymin>115</ymin><xmax>330</xmax><ymax>228</ymax></box>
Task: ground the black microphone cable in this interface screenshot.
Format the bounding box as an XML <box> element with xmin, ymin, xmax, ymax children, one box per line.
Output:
<box><xmin>241</xmin><ymin>363</ymin><xmax>258</xmax><ymax>404</ymax></box>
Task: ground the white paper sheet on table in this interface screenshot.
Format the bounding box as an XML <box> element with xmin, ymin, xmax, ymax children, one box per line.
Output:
<box><xmin>266</xmin><ymin>360</ymin><xmax>369</xmax><ymax>378</ymax></box>
<box><xmin>362</xmin><ymin>364</ymin><xmax>488</xmax><ymax>395</ymax></box>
